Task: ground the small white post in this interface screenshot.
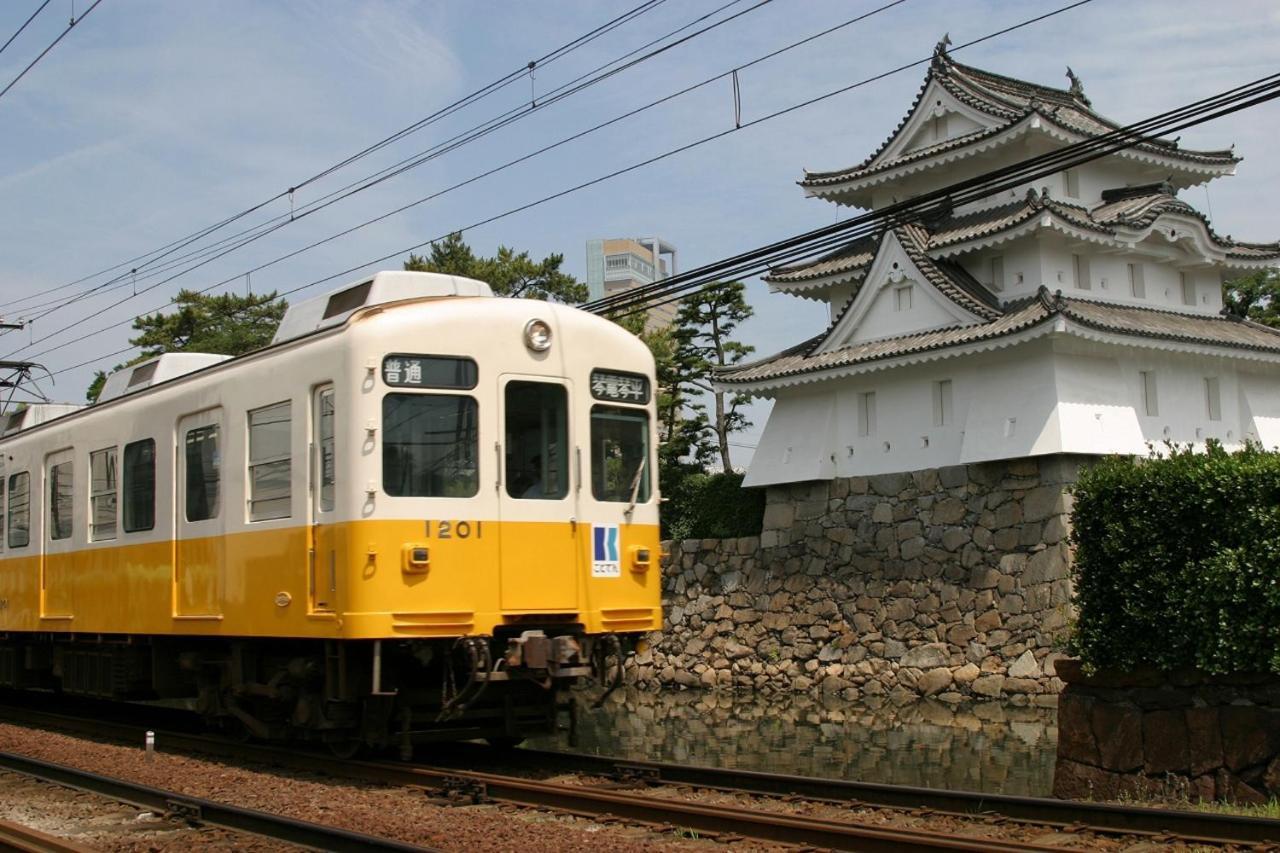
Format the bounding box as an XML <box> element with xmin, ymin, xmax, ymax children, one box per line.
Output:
<box><xmin>145</xmin><ymin>730</ymin><xmax>155</xmax><ymax>762</ymax></box>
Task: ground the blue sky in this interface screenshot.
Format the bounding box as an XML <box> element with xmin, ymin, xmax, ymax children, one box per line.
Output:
<box><xmin>1</xmin><ymin>0</ymin><xmax>1277</xmax><ymax>467</ymax></box>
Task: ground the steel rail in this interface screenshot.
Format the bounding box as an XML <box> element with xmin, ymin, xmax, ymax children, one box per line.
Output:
<box><xmin>0</xmin><ymin>749</ymin><xmax>434</xmax><ymax>853</ymax></box>
<box><xmin>0</xmin><ymin>818</ymin><xmax>95</xmax><ymax>853</ymax></box>
<box><xmin>498</xmin><ymin>746</ymin><xmax>1280</xmax><ymax>846</ymax></box>
<box><xmin>6</xmin><ymin>702</ymin><xmax>1279</xmax><ymax>849</ymax></box>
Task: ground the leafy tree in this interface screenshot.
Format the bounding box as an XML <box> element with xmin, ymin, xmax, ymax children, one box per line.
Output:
<box><xmin>1223</xmin><ymin>268</ymin><xmax>1280</xmax><ymax>327</ymax></box>
<box><xmin>405</xmin><ymin>232</ymin><xmax>587</xmax><ymax>303</ymax></box>
<box><xmin>673</xmin><ymin>281</ymin><xmax>754</xmax><ymax>473</ymax></box>
<box><xmin>86</xmin><ymin>289</ymin><xmax>286</xmax><ymax>401</ymax></box>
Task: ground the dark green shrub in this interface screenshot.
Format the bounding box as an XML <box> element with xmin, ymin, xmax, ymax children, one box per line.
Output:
<box><xmin>1070</xmin><ymin>442</ymin><xmax>1280</xmax><ymax>674</ymax></box>
<box><xmin>662</xmin><ymin>471</ymin><xmax>765</xmax><ymax>541</ymax></box>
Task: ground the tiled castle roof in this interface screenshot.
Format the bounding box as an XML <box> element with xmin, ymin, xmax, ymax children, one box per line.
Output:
<box><xmin>717</xmin><ymin>289</ymin><xmax>1280</xmax><ymax>387</ymax></box>
<box><xmin>800</xmin><ymin>43</ymin><xmax>1239</xmax><ymax>190</ymax></box>
<box><xmin>766</xmin><ymin>185</ymin><xmax>1280</xmax><ymax>291</ymax></box>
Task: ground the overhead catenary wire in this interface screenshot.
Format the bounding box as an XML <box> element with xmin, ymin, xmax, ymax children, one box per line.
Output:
<box><xmin>6</xmin><ymin>0</ymin><xmax>930</xmax><ymax>360</ymax></box>
<box><xmin>0</xmin><ymin>0</ymin><xmax>53</xmax><ymax>59</ymax></box>
<box><xmin>0</xmin><ymin>0</ymin><xmax>102</xmax><ymax>104</ymax></box>
<box><xmin>0</xmin><ymin>0</ymin><xmax>675</xmax><ymax>314</ymax></box>
<box><xmin>21</xmin><ymin>0</ymin><xmax>1104</xmax><ymax>367</ymax></box>
<box><xmin>588</xmin><ymin>77</ymin><xmax>1280</xmax><ymax>318</ymax></box>
<box><xmin>41</xmin><ymin>70</ymin><xmax>1280</xmax><ymax>382</ymax></box>
<box><xmin>3</xmin><ymin>0</ymin><xmax>778</xmax><ymax>327</ymax></box>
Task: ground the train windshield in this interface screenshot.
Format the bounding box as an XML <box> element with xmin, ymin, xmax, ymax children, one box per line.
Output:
<box><xmin>383</xmin><ymin>393</ymin><xmax>479</xmax><ymax>497</ymax></box>
<box><xmin>590</xmin><ymin>405</ymin><xmax>650</xmax><ymax>503</ymax></box>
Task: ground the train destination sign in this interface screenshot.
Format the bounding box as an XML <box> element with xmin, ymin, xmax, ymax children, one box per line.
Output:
<box><xmin>382</xmin><ymin>354</ymin><xmax>478</xmax><ymax>389</ymax></box>
<box><xmin>590</xmin><ymin>369</ymin><xmax>649</xmax><ymax>404</ymax></box>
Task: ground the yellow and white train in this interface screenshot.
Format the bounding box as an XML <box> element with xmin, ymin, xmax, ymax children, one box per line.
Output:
<box><xmin>0</xmin><ymin>271</ymin><xmax>661</xmax><ymax>753</ymax></box>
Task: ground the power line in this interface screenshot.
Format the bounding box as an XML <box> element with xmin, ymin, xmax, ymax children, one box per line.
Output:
<box><xmin>43</xmin><ymin>70</ymin><xmax>1279</xmax><ymax>383</ymax></box>
<box><xmin>0</xmin><ymin>0</ymin><xmax>673</xmax><ymax>314</ymax></box>
<box><xmin>7</xmin><ymin>0</ymin><xmax>912</xmax><ymax>358</ymax></box>
<box><xmin>0</xmin><ymin>0</ymin><xmax>103</xmax><ymax>104</ymax></box>
<box><xmin>4</xmin><ymin>0</ymin><xmax>775</xmax><ymax>327</ymax></box>
<box><xmin>0</xmin><ymin>0</ymin><xmax>53</xmax><ymax>58</ymax></box>
<box><xmin>590</xmin><ymin>73</ymin><xmax>1280</xmax><ymax>319</ymax></box>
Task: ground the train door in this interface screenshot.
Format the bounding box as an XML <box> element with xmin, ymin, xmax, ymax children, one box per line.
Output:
<box><xmin>497</xmin><ymin>376</ymin><xmax>579</xmax><ymax>611</ymax></box>
<box><xmin>309</xmin><ymin>386</ymin><xmax>336</xmax><ymax>612</ymax></box>
<box><xmin>175</xmin><ymin>409</ymin><xmax>224</xmax><ymax>618</ymax></box>
<box><xmin>40</xmin><ymin>449</ymin><xmax>75</xmax><ymax>620</ymax></box>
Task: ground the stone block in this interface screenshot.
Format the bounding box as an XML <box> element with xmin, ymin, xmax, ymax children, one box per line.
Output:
<box><xmin>1216</xmin><ymin>768</ymin><xmax>1268</xmax><ymax>805</ymax></box>
<box><xmin>900</xmin><ymin>642</ymin><xmax>949</xmax><ymax>669</ymax></box>
<box><xmin>1008</xmin><ymin>649</ymin><xmax>1041</xmax><ymax>679</ymax></box>
<box><xmin>974</xmin><ymin>610</ymin><xmax>1002</xmax><ymax>633</ymax></box>
<box><xmin>941</xmin><ymin>527</ymin><xmax>969</xmax><ymax>551</ymax></box>
<box><xmin>872</xmin><ymin>502</ymin><xmax>893</xmax><ymax>523</ymax></box>
<box><xmin>900</xmin><ymin>537</ymin><xmax>925</xmax><ymax>560</ymax></box>
<box><xmin>911</xmin><ymin>468</ymin><xmax>940</xmax><ymax>492</ymax></box>
<box><xmin>1185</xmin><ymin>706</ymin><xmax>1224</xmax><ymax>777</ymax></box>
<box><xmin>953</xmin><ymin>662</ymin><xmax>980</xmax><ymax>684</ymax></box>
<box><xmin>1057</xmin><ymin>691</ymin><xmax>1100</xmax><ymax>764</ymax></box>
<box><xmin>1004</xmin><ymin>677</ymin><xmax>1040</xmax><ymax>694</ymax></box>
<box><xmin>947</xmin><ymin>624</ymin><xmax>977</xmax><ymax>646</ymax></box>
<box><xmin>918</xmin><ymin>667</ymin><xmax>953</xmax><ymax>695</ymax></box>
<box><xmin>1221</xmin><ymin>705</ymin><xmax>1280</xmax><ymax>772</ymax></box>
<box><xmin>969</xmin><ymin>566</ymin><xmax>1001</xmax><ymax>589</ymax></box>
<box><xmin>1025</xmin><ymin>545</ymin><xmax>1069</xmax><ymax>585</ymax></box>
<box><xmin>937</xmin><ymin>465</ymin><xmax>968</xmax><ymax>489</ymax></box>
<box><xmin>885</xmin><ymin>598</ymin><xmax>915</xmax><ymax>621</ymax></box>
<box><xmin>1143</xmin><ymin>708</ymin><xmax>1191</xmax><ymax>775</ymax></box>
<box><xmin>1090</xmin><ymin>701</ymin><xmax>1143</xmax><ymax>772</ymax></box>
<box><xmin>972</xmin><ymin>674</ymin><xmax>1005</xmax><ymax>697</ymax></box>
<box><xmin>993</xmin><ymin>527</ymin><xmax>1020</xmax><ymax>550</ymax></box>
<box><xmin>1022</xmin><ymin>484</ymin><xmax>1065</xmax><ymax>522</ymax></box>
<box><xmin>870</xmin><ymin>472</ymin><xmax>912</xmax><ymax>496</ymax></box>
<box><xmin>932</xmin><ymin>497</ymin><xmax>967</xmax><ymax>525</ymax></box>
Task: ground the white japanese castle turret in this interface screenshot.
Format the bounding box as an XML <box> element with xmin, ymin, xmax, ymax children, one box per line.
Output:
<box><xmin>720</xmin><ymin>41</ymin><xmax>1280</xmax><ymax>487</ymax></box>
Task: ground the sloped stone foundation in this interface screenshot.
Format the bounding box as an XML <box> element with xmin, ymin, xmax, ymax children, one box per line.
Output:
<box><xmin>629</xmin><ymin>455</ymin><xmax>1086</xmax><ymax>701</ymax></box>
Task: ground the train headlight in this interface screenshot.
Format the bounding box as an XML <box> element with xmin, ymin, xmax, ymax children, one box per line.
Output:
<box><xmin>524</xmin><ymin>318</ymin><xmax>553</xmax><ymax>352</ymax></box>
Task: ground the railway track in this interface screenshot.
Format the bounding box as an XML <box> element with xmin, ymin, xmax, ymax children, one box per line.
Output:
<box><xmin>0</xmin><ymin>817</ymin><xmax>96</xmax><ymax>853</ymax></box>
<box><xmin>0</xmin><ymin>747</ymin><xmax>433</xmax><ymax>853</ymax></box>
<box><xmin>2</xmin><ymin>701</ymin><xmax>1277</xmax><ymax>851</ymax></box>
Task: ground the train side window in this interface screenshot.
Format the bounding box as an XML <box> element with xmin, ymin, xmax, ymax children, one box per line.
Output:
<box><xmin>90</xmin><ymin>447</ymin><xmax>118</xmax><ymax>541</ymax></box>
<box><xmin>590</xmin><ymin>405</ymin><xmax>651</xmax><ymax>503</ymax></box>
<box><xmin>382</xmin><ymin>393</ymin><xmax>479</xmax><ymax>497</ymax></box>
<box><xmin>122</xmin><ymin>439</ymin><xmax>156</xmax><ymax>533</ymax></box>
<box><xmin>248</xmin><ymin>401</ymin><xmax>291</xmax><ymax>521</ymax></box>
<box><xmin>185</xmin><ymin>425</ymin><xmax>220</xmax><ymax>522</ymax></box>
<box><xmin>7</xmin><ymin>472</ymin><xmax>28</xmax><ymax>548</ymax></box>
<box><xmin>317</xmin><ymin>388</ymin><xmax>335</xmax><ymax>512</ymax></box>
<box><xmin>0</xmin><ymin>458</ymin><xmax>6</xmax><ymax>549</ymax></box>
<box><xmin>505</xmin><ymin>382</ymin><xmax>569</xmax><ymax>500</ymax></box>
<box><xmin>48</xmin><ymin>460</ymin><xmax>73</xmax><ymax>541</ymax></box>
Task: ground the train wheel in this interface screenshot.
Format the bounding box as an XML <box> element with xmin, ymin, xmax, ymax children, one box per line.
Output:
<box><xmin>484</xmin><ymin>736</ymin><xmax>524</xmax><ymax>750</ymax></box>
<box><xmin>326</xmin><ymin>735</ymin><xmax>364</xmax><ymax>759</ymax></box>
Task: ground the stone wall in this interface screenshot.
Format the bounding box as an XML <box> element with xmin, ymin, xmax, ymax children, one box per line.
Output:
<box><xmin>629</xmin><ymin>456</ymin><xmax>1086</xmax><ymax>703</ymax></box>
<box><xmin>1053</xmin><ymin>660</ymin><xmax>1280</xmax><ymax>803</ymax></box>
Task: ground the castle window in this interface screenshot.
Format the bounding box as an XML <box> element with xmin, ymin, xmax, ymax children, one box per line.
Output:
<box><xmin>858</xmin><ymin>391</ymin><xmax>877</xmax><ymax>437</ymax></box>
<box><xmin>893</xmin><ymin>285</ymin><xmax>913</xmax><ymax>311</ymax></box>
<box><xmin>1181</xmin><ymin>272</ymin><xmax>1196</xmax><ymax>306</ymax></box>
<box><xmin>1140</xmin><ymin>371</ymin><xmax>1159</xmax><ymax>417</ymax></box>
<box><xmin>1072</xmin><ymin>255</ymin><xmax>1091</xmax><ymax>290</ymax></box>
<box><xmin>1128</xmin><ymin>263</ymin><xmax>1145</xmax><ymax>298</ymax></box>
<box><xmin>933</xmin><ymin>380</ymin><xmax>953</xmax><ymax>427</ymax></box>
<box><xmin>1064</xmin><ymin>169</ymin><xmax>1079</xmax><ymax>198</ymax></box>
<box><xmin>989</xmin><ymin>256</ymin><xmax>1004</xmax><ymax>292</ymax></box>
<box><xmin>1205</xmin><ymin>377</ymin><xmax>1222</xmax><ymax>422</ymax></box>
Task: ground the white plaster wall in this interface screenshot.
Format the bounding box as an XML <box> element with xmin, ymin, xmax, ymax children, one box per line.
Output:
<box><xmin>846</xmin><ymin>277</ymin><xmax>965</xmax><ymax>344</ymax></box>
<box><xmin>743</xmin><ymin>334</ymin><xmax>1280</xmax><ymax>487</ymax></box>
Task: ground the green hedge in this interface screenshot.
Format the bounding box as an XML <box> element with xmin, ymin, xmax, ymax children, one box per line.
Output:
<box><xmin>1070</xmin><ymin>443</ymin><xmax>1280</xmax><ymax>674</ymax></box>
<box><xmin>663</xmin><ymin>471</ymin><xmax>765</xmax><ymax>541</ymax></box>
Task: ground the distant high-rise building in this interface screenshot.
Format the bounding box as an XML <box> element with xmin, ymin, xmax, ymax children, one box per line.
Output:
<box><xmin>585</xmin><ymin>237</ymin><xmax>679</xmax><ymax>329</ymax></box>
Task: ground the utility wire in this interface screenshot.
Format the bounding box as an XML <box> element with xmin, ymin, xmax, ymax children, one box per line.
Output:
<box><xmin>0</xmin><ymin>0</ymin><xmax>671</xmax><ymax>313</ymax></box>
<box><xmin>23</xmin><ymin>0</ymin><xmax>1097</xmax><ymax>366</ymax></box>
<box><xmin>8</xmin><ymin>0</ymin><xmax>911</xmax><ymax>356</ymax></box>
<box><xmin>592</xmin><ymin>74</ymin><xmax>1280</xmax><ymax>318</ymax></box>
<box><xmin>0</xmin><ymin>0</ymin><xmax>103</xmax><ymax>103</ymax></box>
<box><xmin>41</xmin><ymin>70</ymin><xmax>1279</xmax><ymax>380</ymax></box>
<box><xmin>0</xmin><ymin>0</ymin><xmax>53</xmax><ymax>58</ymax></box>
<box><xmin>4</xmin><ymin>0</ymin><xmax>774</xmax><ymax>325</ymax></box>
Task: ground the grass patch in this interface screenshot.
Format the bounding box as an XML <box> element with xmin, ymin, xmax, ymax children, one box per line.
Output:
<box><xmin>1192</xmin><ymin>799</ymin><xmax>1280</xmax><ymax>819</ymax></box>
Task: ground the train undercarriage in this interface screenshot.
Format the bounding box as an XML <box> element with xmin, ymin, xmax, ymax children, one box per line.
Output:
<box><xmin>0</xmin><ymin>627</ymin><xmax>629</xmax><ymax>757</ymax></box>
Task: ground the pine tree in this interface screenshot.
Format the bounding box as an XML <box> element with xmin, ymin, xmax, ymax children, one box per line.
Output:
<box><xmin>405</xmin><ymin>232</ymin><xmax>586</xmax><ymax>303</ymax></box>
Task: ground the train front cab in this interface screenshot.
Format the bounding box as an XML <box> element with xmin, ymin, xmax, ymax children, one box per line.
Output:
<box><xmin>331</xmin><ymin>300</ymin><xmax>662</xmax><ymax>746</ymax></box>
